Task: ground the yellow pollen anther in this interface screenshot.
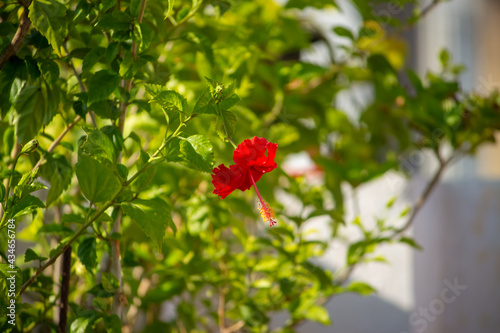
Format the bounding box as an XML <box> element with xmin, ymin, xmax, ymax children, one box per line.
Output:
<box><xmin>258</xmin><ymin>200</ymin><xmax>277</xmax><ymax>227</ymax></box>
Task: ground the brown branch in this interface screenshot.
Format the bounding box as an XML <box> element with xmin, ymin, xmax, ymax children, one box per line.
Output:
<box><xmin>119</xmin><ymin>0</ymin><xmax>148</xmax><ymax>133</ymax></box>
<box><xmin>226</xmin><ymin>320</ymin><xmax>244</xmax><ymax>333</ymax></box>
<box><xmin>393</xmin><ymin>151</ymin><xmax>454</xmax><ymax>237</ymax></box>
<box><xmin>420</xmin><ymin>0</ymin><xmax>440</xmax><ymax>19</ymax></box>
<box><xmin>58</xmin><ymin>246</ymin><xmax>72</xmax><ymax>333</ymax></box>
<box><xmin>218</xmin><ymin>284</ymin><xmax>226</xmax><ymax>332</ymax></box>
<box><xmin>0</xmin><ymin>7</ymin><xmax>31</xmax><ymax>70</ymax></box>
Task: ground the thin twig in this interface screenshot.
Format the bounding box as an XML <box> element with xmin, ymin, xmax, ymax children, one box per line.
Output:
<box><xmin>393</xmin><ymin>151</ymin><xmax>454</xmax><ymax>236</ymax></box>
<box><xmin>62</xmin><ymin>43</ymin><xmax>97</xmax><ymax>128</ymax></box>
<box><xmin>33</xmin><ymin>115</ymin><xmax>82</xmax><ymax>170</ymax></box>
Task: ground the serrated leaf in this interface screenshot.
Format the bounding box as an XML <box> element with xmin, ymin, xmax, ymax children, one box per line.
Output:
<box><xmin>145</xmin><ymin>85</ymin><xmax>187</xmax><ymax>113</ymax></box>
<box><xmin>304</xmin><ymin>305</ymin><xmax>331</xmax><ymax>325</ymax></box>
<box><xmin>87</xmin><ymin>70</ymin><xmax>120</xmax><ymax>104</ymax></box>
<box><xmin>193</xmin><ymin>88</ymin><xmax>217</xmax><ymax>114</ymax></box>
<box><xmin>28</xmin><ymin>0</ymin><xmax>68</xmax><ymax>56</ymax></box>
<box><xmin>14</xmin><ymin>80</ymin><xmax>60</xmax><ymax>143</ymax></box>
<box><xmin>75</xmin><ymin>154</ymin><xmax>121</xmax><ymax>203</ymax></box>
<box><xmin>41</xmin><ymin>154</ymin><xmax>73</xmax><ymax>206</ymax></box>
<box><xmin>14</xmin><ymin>182</ymin><xmax>47</xmax><ymax>200</ymax></box>
<box><xmin>80</xmin><ymin>129</ymin><xmax>117</xmax><ymax>166</ymax></box>
<box><xmin>24</xmin><ymin>248</ymin><xmax>48</xmax><ymax>263</ymax></box>
<box><xmin>216</xmin><ymin>110</ymin><xmax>236</xmax><ymax>141</ymax></box>
<box><xmin>10</xmin><ymin>194</ymin><xmax>45</xmax><ymax>218</ymax></box>
<box><xmin>38</xmin><ymin>58</ymin><xmax>60</xmax><ymax>83</ymax></box>
<box><xmin>122</xmin><ymin>198</ymin><xmax>175</xmax><ymax>251</ymax></box>
<box><xmin>77</xmin><ymin>237</ymin><xmax>97</xmax><ymax>272</ymax></box>
<box><xmin>219</xmin><ymin>93</ymin><xmax>240</xmax><ymax>110</ymax></box>
<box><xmin>178</xmin><ymin>135</ymin><xmax>214</xmax><ymax>172</ymax></box>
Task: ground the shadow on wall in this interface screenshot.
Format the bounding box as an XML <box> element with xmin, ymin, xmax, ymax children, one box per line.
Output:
<box><xmin>301</xmin><ymin>293</ymin><xmax>410</xmax><ymax>333</ymax></box>
<box><xmin>270</xmin><ymin>292</ymin><xmax>410</xmax><ymax>333</ymax></box>
<box><xmin>413</xmin><ymin>179</ymin><xmax>500</xmax><ymax>333</ymax></box>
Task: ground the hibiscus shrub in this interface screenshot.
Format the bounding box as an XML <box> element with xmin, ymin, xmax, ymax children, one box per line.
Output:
<box><xmin>1</xmin><ymin>0</ymin><xmax>500</xmax><ymax>332</ymax></box>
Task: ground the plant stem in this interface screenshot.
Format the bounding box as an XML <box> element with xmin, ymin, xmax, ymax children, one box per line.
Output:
<box><xmin>58</xmin><ymin>246</ymin><xmax>72</xmax><ymax>333</ymax></box>
<box><xmin>17</xmin><ymin>115</ymin><xmax>195</xmax><ymax>297</ymax></box>
<box><xmin>62</xmin><ymin>43</ymin><xmax>97</xmax><ymax>128</ymax></box>
<box><xmin>34</xmin><ymin>115</ymin><xmax>82</xmax><ymax>170</ymax></box>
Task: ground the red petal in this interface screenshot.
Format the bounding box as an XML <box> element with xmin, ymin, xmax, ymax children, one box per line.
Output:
<box><xmin>211</xmin><ymin>164</ymin><xmax>243</xmax><ymax>199</ymax></box>
<box><xmin>233</xmin><ymin>137</ymin><xmax>278</xmax><ymax>175</ymax></box>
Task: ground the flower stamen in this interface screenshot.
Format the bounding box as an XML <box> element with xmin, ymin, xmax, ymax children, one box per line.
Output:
<box><xmin>249</xmin><ymin>172</ymin><xmax>277</xmax><ymax>227</ymax></box>
<box><xmin>258</xmin><ymin>200</ymin><xmax>277</xmax><ymax>227</ymax></box>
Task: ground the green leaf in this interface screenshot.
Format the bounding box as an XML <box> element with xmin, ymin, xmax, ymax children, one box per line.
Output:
<box><xmin>184</xmin><ymin>31</ymin><xmax>214</xmax><ymax>63</ymax></box>
<box><xmin>70</xmin><ymin>312</ymin><xmax>97</xmax><ymax>333</ymax></box>
<box><xmin>122</xmin><ymin>198</ymin><xmax>175</xmax><ymax>251</ymax></box>
<box><xmin>346</xmin><ymin>281</ymin><xmax>376</xmax><ymax>296</ymax></box>
<box><xmin>193</xmin><ymin>88</ymin><xmax>217</xmax><ymax>114</ymax></box>
<box><xmin>304</xmin><ymin>305</ymin><xmax>331</xmax><ymax>325</ymax></box>
<box><xmin>14</xmin><ymin>182</ymin><xmax>47</xmax><ymax>200</ymax></box>
<box><xmin>38</xmin><ymin>223</ymin><xmax>74</xmax><ymax>235</ymax></box>
<box><xmin>60</xmin><ymin>213</ymin><xmax>86</xmax><ymax>224</ymax></box>
<box><xmin>286</xmin><ymin>0</ymin><xmax>336</xmax><ymax>9</ymax></box>
<box><xmin>101</xmin><ymin>272</ymin><xmax>120</xmax><ymax>293</ymax></box>
<box><xmin>80</xmin><ymin>129</ymin><xmax>117</xmax><ymax>166</ymax></box>
<box><xmin>399</xmin><ymin>237</ymin><xmax>423</xmax><ymax>250</ymax></box>
<box><xmin>41</xmin><ymin>154</ymin><xmax>73</xmax><ymax>206</ymax></box>
<box><xmin>95</xmin><ymin>11</ymin><xmax>133</xmax><ymax>31</ymax></box>
<box><xmin>87</xmin><ymin>70</ymin><xmax>121</xmax><ymax>104</ymax></box>
<box><xmin>28</xmin><ymin>0</ymin><xmax>68</xmax><ymax>56</ymax></box>
<box><xmin>14</xmin><ymin>80</ymin><xmax>60</xmax><ymax>143</ymax></box>
<box><xmin>0</xmin><ymin>182</ymin><xmax>5</xmax><ymax>201</ymax></box>
<box><xmin>219</xmin><ymin>93</ymin><xmax>240</xmax><ymax>110</ymax></box>
<box><xmin>333</xmin><ymin>26</ymin><xmax>354</xmax><ymax>39</ymax></box>
<box><xmin>75</xmin><ymin>154</ymin><xmax>121</xmax><ymax>203</ymax></box>
<box><xmin>38</xmin><ymin>58</ymin><xmax>60</xmax><ymax>83</ymax></box>
<box><xmin>103</xmin><ymin>314</ymin><xmax>122</xmax><ymax>333</ymax></box>
<box><xmin>82</xmin><ymin>47</ymin><xmax>106</xmax><ymax>73</ymax></box>
<box><xmin>216</xmin><ymin>110</ymin><xmax>236</xmax><ymax>141</ymax></box>
<box><xmin>89</xmin><ymin>100</ymin><xmax>120</xmax><ymax>120</ymax></box>
<box><xmin>77</xmin><ymin>237</ymin><xmax>97</xmax><ymax>272</ymax></box>
<box><xmin>101</xmin><ymin>0</ymin><xmax>117</xmax><ymax>12</ymax></box>
<box><xmin>164</xmin><ymin>0</ymin><xmax>174</xmax><ymax>19</ymax></box>
<box><xmin>10</xmin><ymin>194</ymin><xmax>45</xmax><ymax>218</ymax></box>
<box><xmin>24</xmin><ymin>248</ymin><xmax>48</xmax><ymax>263</ymax></box>
<box><xmin>145</xmin><ymin>85</ymin><xmax>188</xmax><ymax>113</ymax></box>
<box><xmin>440</xmin><ymin>49</ymin><xmax>450</xmax><ymax>68</ymax></box>
<box><xmin>178</xmin><ymin>135</ymin><xmax>214</xmax><ymax>172</ymax></box>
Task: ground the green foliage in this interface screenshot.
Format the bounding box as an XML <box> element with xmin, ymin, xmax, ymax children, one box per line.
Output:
<box><xmin>0</xmin><ymin>0</ymin><xmax>499</xmax><ymax>332</ymax></box>
<box><xmin>121</xmin><ymin>198</ymin><xmax>175</xmax><ymax>251</ymax></box>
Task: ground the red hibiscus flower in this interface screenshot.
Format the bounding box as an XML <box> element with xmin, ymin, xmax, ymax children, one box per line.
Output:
<box><xmin>211</xmin><ymin>137</ymin><xmax>278</xmax><ymax>226</ymax></box>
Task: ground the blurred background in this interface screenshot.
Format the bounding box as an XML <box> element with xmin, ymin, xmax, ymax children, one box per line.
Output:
<box><xmin>281</xmin><ymin>0</ymin><xmax>500</xmax><ymax>332</ymax></box>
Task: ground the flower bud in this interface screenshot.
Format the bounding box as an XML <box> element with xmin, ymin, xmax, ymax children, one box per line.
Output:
<box><xmin>21</xmin><ymin>139</ymin><xmax>39</xmax><ymax>155</ymax></box>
